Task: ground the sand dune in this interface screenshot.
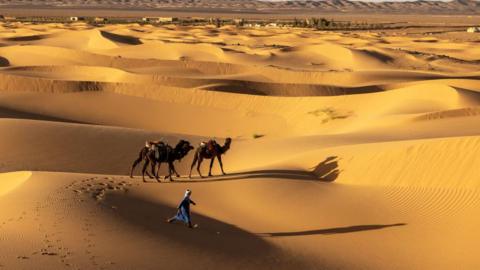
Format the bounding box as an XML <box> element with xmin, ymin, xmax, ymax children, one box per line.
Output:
<box><xmin>1</xmin><ymin>170</ymin><xmax>480</xmax><ymax>269</ymax></box>
<box><xmin>1</xmin><ymin>21</ymin><xmax>480</xmax><ymax>270</ymax></box>
<box><xmin>0</xmin><ymin>171</ymin><xmax>31</xmax><ymax>196</ymax></box>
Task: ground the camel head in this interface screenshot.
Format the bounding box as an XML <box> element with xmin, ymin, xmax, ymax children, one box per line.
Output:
<box><xmin>222</xmin><ymin>137</ymin><xmax>232</xmax><ymax>153</ymax></box>
<box><xmin>174</xmin><ymin>140</ymin><xmax>194</xmax><ymax>161</ymax></box>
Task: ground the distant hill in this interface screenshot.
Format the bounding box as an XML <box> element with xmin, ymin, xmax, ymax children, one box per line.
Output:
<box><xmin>0</xmin><ymin>0</ymin><xmax>479</xmax><ymax>14</ymax></box>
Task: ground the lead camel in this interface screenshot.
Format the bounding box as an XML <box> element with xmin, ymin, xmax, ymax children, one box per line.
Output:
<box><xmin>189</xmin><ymin>138</ymin><xmax>232</xmax><ymax>178</ymax></box>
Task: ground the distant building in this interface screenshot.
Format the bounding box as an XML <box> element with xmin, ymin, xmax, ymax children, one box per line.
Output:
<box><xmin>69</xmin><ymin>17</ymin><xmax>86</xmax><ymax>22</ymax></box>
<box><xmin>266</xmin><ymin>23</ymin><xmax>278</xmax><ymax>28</ymax></box>
<box><xmin>1</xmin><ymin>15</ymin><xmax>16</xmax><ymax>21</ymax></box>
<box><xmin>190</xmin><ymin>17</ymin><xmax>206</xmax><ymax>21</ymax></box>
<box><xmin>142</xmin><ymin>17</ymin><xmax>175</xmax><ymax>23</ymax></box>
<box><xmin>94</xmin><ymin>17</ymin><xmax>108</xmax><ymax>23</ymax></box>
<box><xmin>467</xmin><ymin>27</ymin><xmax>480</xmax><ymax>33</ymax></box>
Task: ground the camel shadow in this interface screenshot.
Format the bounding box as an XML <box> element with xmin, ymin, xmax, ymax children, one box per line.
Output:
<box><xmin>176</xmin><ymin>169</ymin><xmax>318</xmax><ymax>183</ymax></box>
<box><xmin>311</xmin><ymin>156</ymin><xmax>341</xmax><ymax>182</ymax></box>
<box><xmin>259</xmin><ymin>223</ymin><xmax>407</xmax><ymax>237</ymax></box>
<box><xmin>143</xmin><ymin>155</ymin><xmax>343</xmax><ymax>183</ymax></box>
<box><xmin>183</xmin><ymin>156</ymin><xmax>341</xmax><ymax>183</ymax></box>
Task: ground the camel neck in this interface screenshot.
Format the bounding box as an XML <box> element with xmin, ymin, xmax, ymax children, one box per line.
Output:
<box><xmin>221</xmin><ymin>144</ymin><xmax>230</xmax><ymax>153</ymax></box>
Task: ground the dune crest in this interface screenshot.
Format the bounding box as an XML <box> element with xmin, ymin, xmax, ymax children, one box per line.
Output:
<box><xmin>0</xmin><ymin>171</ymin><xmax>32</xmax><ymax>196</ymax></box>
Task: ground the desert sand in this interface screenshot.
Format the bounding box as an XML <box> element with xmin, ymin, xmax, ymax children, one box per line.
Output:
<box><xmin>0</xmin><ymin>21</ymin><xmax>480</xmax><ymax>269</ymax></box>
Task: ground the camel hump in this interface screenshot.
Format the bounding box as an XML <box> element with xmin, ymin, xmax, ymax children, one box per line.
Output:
<box><xmin>199</xmin><ymin>140</ymin><xmax>216</xmax><ymax>154</ymax></box>
<box><xmin>207</xmin><ymin>140</ymin><xmax>217</xmax><ymax>153</ymax></box>
<box><xmin>146</xmin><ymin>141</ymin><xmax>167</xmax><ymax>154</ymax></box>
<box><xmin>199</xmin><ymin>140</ymin><xmax>215</xmax><ymax>147</ymax></box>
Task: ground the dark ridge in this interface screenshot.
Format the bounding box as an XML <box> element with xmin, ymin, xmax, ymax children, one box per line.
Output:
<box><xmin>0</xmin><ymin>56</ymin><xmax>9</xmax><ymax>67</ymax></box>
<box><xmin>100</xmin><ymin>30</ymin><xmax>143</xmax><ymax>45</ymax></box>
<box><xmin>5</xmin><ymin>34</ymin><xmax>48</xmax><ymax>41</ymax></box>
<box><xmin>0</xmin><ymin>106</ymin><xmax>91</xmax><ymax>124</ymax></box>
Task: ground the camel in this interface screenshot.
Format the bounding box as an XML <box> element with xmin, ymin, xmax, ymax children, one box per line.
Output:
<box><xmin>151</xmin><ymin>139</ymin><xmax>194</xmax><ymax>181</ymax></box>
<box><xmin>189</xmin><ymin>138</ymin><xmax>232</xmax><ymax>178</ymax></box>
<box><xmin>130</xmin><ymin>140</ymin><xmax>194</xmax><ymax>182</ymax></box>
<box><xmin>130</xmin><ymin>140</ymin><xmax>163</xmax><ymax>178</ymax></box>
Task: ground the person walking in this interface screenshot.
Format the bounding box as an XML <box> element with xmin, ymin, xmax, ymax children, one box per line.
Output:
<box><xmin>167</xmin><ymin>189</ymin><xmax>197</xmax><ymax>228</ymax></box>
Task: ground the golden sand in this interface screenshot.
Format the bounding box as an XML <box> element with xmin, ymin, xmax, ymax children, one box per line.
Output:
<box><xmin>0</xmin><ymin>22</ymin><xmax>479</xmax><ymax>269</ymax></box>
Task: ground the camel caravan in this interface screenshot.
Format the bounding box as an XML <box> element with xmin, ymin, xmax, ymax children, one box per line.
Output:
<box><xmin>130</xmin><ymin>138</ymin><xmax>232</xmax><ymax>182</ymax></box>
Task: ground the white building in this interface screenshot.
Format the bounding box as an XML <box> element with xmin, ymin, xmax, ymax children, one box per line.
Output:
<box><xmin>142</xmin><ymin>17</ymin><xmax>174</xmax><ymax>23</ymax></box>
<box><xmin>94</xmin><ymin>17</ymin><xmax>107</xmax><ymax>23</ymax></box>
<box><xmin>467</xmin><ymin>27</ymin><xmax>480</xmax><ymax>33</ymax></box>
<box><xmin>69</xmin><ymin>17</ymin><xmax>86</xmax><ymax>22</ymax></box>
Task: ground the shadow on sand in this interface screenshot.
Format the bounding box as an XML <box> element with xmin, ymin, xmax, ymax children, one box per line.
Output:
<box><xmin>171</xmin><ymin>156</ymin><xmax>342</xmax><ymax>183</ymax></box>
<box><xmin>259</xmin><ymin>223</ymin><xmax>407</xmax><ymax>237</ymax></box>
<box><xmin>103</xmin><ymin>192</ymin><xmax>304</xmax><ymax>268</ymax></box>
<box><xmin>0</xmin><ymin>106</ymin><xmax>91</xmax><ymax>124</ymax></box>
<box><xmin>177</xmin><ymin>169</ymin><xmax>318</xmax><ymax>183</ymax></box>
<box><xmin>311</xmin><ymin>156</ymin><xmax>341</xmax><ymax>182</ymax></box>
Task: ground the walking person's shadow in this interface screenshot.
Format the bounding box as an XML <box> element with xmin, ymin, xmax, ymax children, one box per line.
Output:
<box><xmin>258</xmin><ymin>223</ymin><xmax>407</xmax><ymax>237</ymax></box>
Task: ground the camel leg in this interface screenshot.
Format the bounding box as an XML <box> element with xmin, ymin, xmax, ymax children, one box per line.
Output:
<box><xmin>218</xmin><ymin>155</ymin><xmax>226</xmax><ymax>175</ymax></box>
<box><xmin>144</xmin><ymin>157</ymin><xmax>155</xmax><ymax>179</ymax></box>
<box><xmin>151</xmin><ymin>161</ymin><xmax>159</xmax><ymax>181</ymax></box>
<box><xmin>171</xmin><ymin>163</ymin><xmax>180</xmax><ymax>178</ymax></box>
<box><xmin>163</xmin><ymin>165</ymin><xmax>170</xmax><ymax>181</ymax></box>
<box><xmin>166</xmin><ymin>161</ymin><xmax>174</xmax><ymax>181</ymax></box>
<box><xmin>197</xmin><ymin>156</ymin><xmax>204</xmax><ymax>178</ymax></box>
<box><xmin>130</xmin><ymin>150</ymin><xmax>147</xmax><ymax>178</ymax></box>
<box><xmin>208</xmin><ymin>158</ymin><xmax>215</xmax><ymax>177</ymax></box>
<box><xmin>141</xmin><ymin>159</ymin><xmax>150</xmax><ymax>182</ymax></box>
<box><xmin>189</xmin><ymin>153</ymin><xmax>198</xmax><ymax>178</ymax></box>
<box><xmin>156</xmin><ymin>162</ymin><xmax>162</xmax><ymax>181</ymax></box>
<box><xmin>130</xmin><ymin>157</ymin><xmax>143</xmax><ymax>178</ymax></box>
<box><xmin>131</xmin><ymin>148</ymin><xmax>147</xmax><ymax>178</ymax></box>
<box><xmin>145</xmin><ymin>168</ymin><xmax>154</xmax><ymax>179</ymax></box>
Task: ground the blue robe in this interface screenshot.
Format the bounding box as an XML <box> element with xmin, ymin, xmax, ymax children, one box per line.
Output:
<box><xmin>174</xmin><ymin>196</ymin><xmax>195</xmax><ymax>224</ymax></box>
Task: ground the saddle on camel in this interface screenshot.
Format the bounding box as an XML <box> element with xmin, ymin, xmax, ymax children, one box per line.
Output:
<box><xmin>199</xmin><ymin>139</ymin><xmax>217</xmax><ymax>156</ymax></box>
<box><xmin>145</xmin><ymin>140</ymin><xmax>165</xmax><ymax>159</ymax></box>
